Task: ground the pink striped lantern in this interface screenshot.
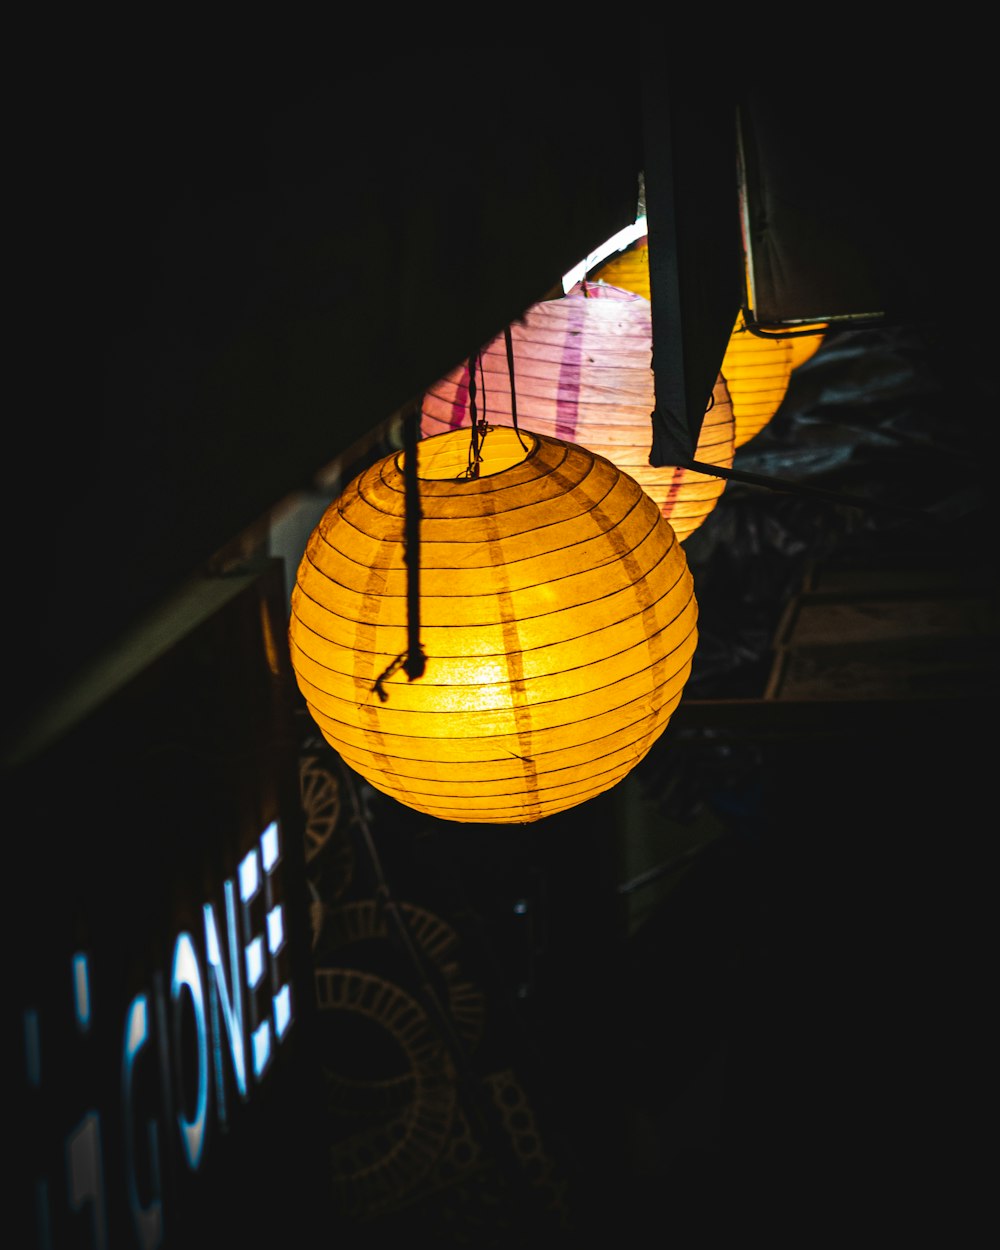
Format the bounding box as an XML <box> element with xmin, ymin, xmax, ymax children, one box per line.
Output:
<box><xmin>421</xmin><ymin>285</ymin><xmax>734</xmax><ymax>543</ymax></box>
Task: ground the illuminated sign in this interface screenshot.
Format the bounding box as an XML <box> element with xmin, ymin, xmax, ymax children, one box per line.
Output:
<box><xmin>24</xmin><ymin>822</ymin><xmax>292</xmax><ymax>1247</ymax></box>
<box><xmin>9</xmin><ymin>561</ymin><xmax>324</xmax><ymax>1248</ymax></box>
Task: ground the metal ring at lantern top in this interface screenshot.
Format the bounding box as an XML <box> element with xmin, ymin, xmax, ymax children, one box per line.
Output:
<box><xmin>289</xmin><ymin>426</ymin><xmax>699</xmax><ymax>825</ymax></box>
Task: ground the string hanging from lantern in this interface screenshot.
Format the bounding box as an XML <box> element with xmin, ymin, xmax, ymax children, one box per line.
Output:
<box><xmin>401</xmin><ymin>406</ymin><xmax>426</xmax><ymax>682</ymax></box>
<box><xmin>465</xmin><ymin>353</ymin><xmax>486</xmax><ymax>479</ymax></box>
<box><xmin>373</xmin><ymin>404</ymin><xmax>426</xmax><ymax>699</ymax></box>
<box><xmin>503</xmin><ymin>324</ymin><xmax>529</xmax><ymax>452</ymax></box>
<box><xmin>463</xmin><ymin>324</ymin><xmax>530</xmax><ymax>482</ymax></box>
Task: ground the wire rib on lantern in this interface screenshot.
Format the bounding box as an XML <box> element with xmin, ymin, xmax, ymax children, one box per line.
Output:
<box><xmin>421</xmin><ymin>285</ymin><xmax>734</xmax><ymax>544</ymax></box>
<box><xmin>288</xmin><ymin>426</ymin><xmax>699</xmax><ymax>825</ymax></box>
<box><xmin>718</xmin><ymin>312</ymin><xmax>795</xmax><ymax>448</ymax></box>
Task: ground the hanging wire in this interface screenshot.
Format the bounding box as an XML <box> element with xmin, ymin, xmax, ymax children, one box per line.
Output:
<box><xmin>464</xmin><ymin>353</ymin><xmax>493</xmax><ymax>479</ymax></box>
<box><xmin>465</xmin><ymin>353</ymin><xmax>484</xmax><ymax>479</ymax></box>
<box><xmin>401</xmin><ymin>405</ymin><xmax>426</xmax><ymax>680</ymax></box>
<box><xmin>372</xmin><ymin>652</ymin><xmax>405</xmax><ymax>698</ymax></box>
<box><xmin>503</xmin><ymin>325</ymin><xmax>529</xmax><ymax>452</ymax></box>
<box><xmin>372</xmin><ymin>404</ymin><xmax>425</xmax><ymax>698</ymax></box>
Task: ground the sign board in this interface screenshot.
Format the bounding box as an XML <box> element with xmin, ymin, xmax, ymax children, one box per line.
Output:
<box><xmin>8</xmin><ymin>558</ymin><xmax>325</xmax><ymax>1248</ymax></box>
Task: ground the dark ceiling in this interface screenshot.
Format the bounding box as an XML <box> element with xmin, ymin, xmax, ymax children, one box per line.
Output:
<box><xmin>6</xmin><ymin>55</ymin><xmax>997</xmax><ymax>1243</ymax></box>
<box><xmin>6</xmin><ymin>58</ymin><xmax>995</xmax><ymax>754</ymax></box>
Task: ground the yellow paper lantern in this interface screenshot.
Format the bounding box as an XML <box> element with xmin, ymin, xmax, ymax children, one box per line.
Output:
<box><xmin>593</xmin><ymin>243</ymin><xmax>797</xmax><ymax>449</ymax></box>
<box><xmin>288</xmin><ymin>426</ymin><xmax>699</xmax><ymax>825</ymax></box>
<box><xmin>589</xmin><ymin>245</ymin><xmax>651</xmax><ymax>300</ymax></box>
<box><xmin>421</xmin><ymin>286</ymin><xmax>735</xmax><ymax>543</ymax></box>
<box><xmin>719</xmin><ymin>312</ymin><xmax>795</xmax><ymax>448</ymax></box>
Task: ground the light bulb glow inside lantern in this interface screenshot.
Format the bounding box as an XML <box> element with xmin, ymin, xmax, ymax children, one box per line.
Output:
<box><xmin>289</xmin><ymin>426</ymin><xmax>699</xmax><ymax>825</ymax></box>
<box><xmin>421</xmin><ymin>284</ymin><xmax>734</xmax><ymax>544</ymax></box>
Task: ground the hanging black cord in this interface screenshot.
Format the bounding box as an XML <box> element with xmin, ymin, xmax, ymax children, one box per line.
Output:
<box><xmin>372</xmin><ymin>404</ymin><xmax>425</xmax><ymax>698</ymax></box>
<box><xmin>466</xmin><ymin>354</ymin><xmax>483</xmax><ymax>478</ymax></box>
<box><xmin>503</xmin><ymin>325</ymin><xmax>529</xmax><ymax>451</ymax></box>
<box><xmin>402</xmin><ymin>405</ymin><xmax>426</xmax><ymax>680</ymax></box>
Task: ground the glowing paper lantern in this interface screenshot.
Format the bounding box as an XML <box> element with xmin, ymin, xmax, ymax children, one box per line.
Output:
<box><xmin>421</xmin><ymin>285</ymin><xmax>735</xmax><ymax>543</ymax></box>
<box><xmin>718</xmin><ymin>313</ymin><xmax>795</xmax><ymax>448</ymax></box>
<box><xmin>589</xmin><ymin>244</ymin><xmax>651</xmax><ymax>301</ymax></box>
<box><xmin>289</xmin><ymin>426</ymin><xmax>698</xmax><ymax>825</ymax></box>
<box><xmin>592</xmin><ymin>243</ymin><xmax>798</xmax><ymax>449</ymax></box>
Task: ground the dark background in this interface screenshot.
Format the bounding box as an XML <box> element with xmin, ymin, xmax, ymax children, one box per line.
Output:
<box><xmin>6</xmin><ymin>54</ymin><xmax>997</xmax><ymax>1245</ymax></box>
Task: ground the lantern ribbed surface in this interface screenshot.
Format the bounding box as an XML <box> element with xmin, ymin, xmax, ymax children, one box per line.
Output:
<box><xmin>421</xmin><ymin>286</ymin><xmax>734</xmax><ymax>543</ymax></box>
<box><xmin>589</xmin><ymin>246</ymin><xmax>651</xmax><ymax>300</ymax></box>
<box><xmin>592</xmin><ymin>244</ymin><xmax>797</xmax><ymax>449</ymax></box>
<box><xmin>720</xmin><ymin>313</ymin><xmax>795</xmax><ymax>448</ymax></box>
<box><xmin>289</xmin><ymin>426</ymin><xmax>699</xmax><ymax>825</ymax></box>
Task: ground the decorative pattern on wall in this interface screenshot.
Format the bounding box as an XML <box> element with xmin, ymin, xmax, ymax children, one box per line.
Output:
<box><xmin>296</xmin><ymin>722</ymin><xmax>572</xmax><ymax>1243</ymax></box>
